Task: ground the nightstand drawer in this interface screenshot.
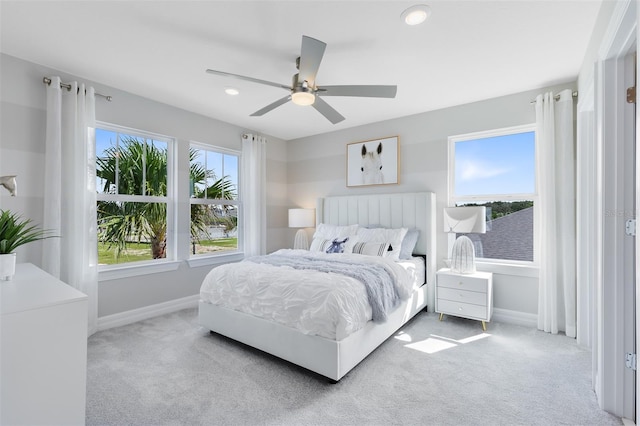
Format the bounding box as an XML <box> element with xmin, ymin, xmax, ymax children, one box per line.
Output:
<box><xmin>437</xmin><ymin>273</ymin><xmax>488</xmax><ymax>293</ymax></box>
<box><xmin>437</xmin><ymin>299</ymin><xmax>487</xmax><ymax>320</ymax></box>
<box><xmin>437</xmin><ymin>287</ymin><xmax>487</xmax><ymax>306</ymax></box>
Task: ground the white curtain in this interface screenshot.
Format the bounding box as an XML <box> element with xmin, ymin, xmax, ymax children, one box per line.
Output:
<box><xmin>43</xmin><ymin>76</ymin><xmax>99</xmax><ymax>336</ymax></box>
<box><xmin>241</xmin><ymin>134</ymin><xmax>267</xmax><ymax>257</ymax></box>
<box><xmin>536</xmin><ymin>89</ymin><xmax>576</xmax><ymax>337</ymax></box>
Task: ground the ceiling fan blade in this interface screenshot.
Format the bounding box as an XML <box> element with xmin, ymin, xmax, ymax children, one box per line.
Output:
<box><xmin>250</xmin><ymin>95</ymin><xmax>292</xmax><ymax>117</ymax></box>
<box><xmin>206</xmin><ymin>69</ymin><xmax>290</xmax><ymax>91</ymax></box>
<box><xmin>318</xmin><ymin>85</ymin><xmax>398</xmax><ymax>98</ymax></box>
<box><xmin>312</xmin><ymin>96</ymin><xmax>345</xmax><ymax>124</ymax></box>
<box><xmin>298</xmin><ymin>36</ymin><xmax>326</xmax><ymax>86</ymax></box>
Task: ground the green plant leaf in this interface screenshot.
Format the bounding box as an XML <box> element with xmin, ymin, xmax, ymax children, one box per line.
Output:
<box><xmin>0</xmin><ymin>210</ymin><xmax>56</xmax><ymax>254</ymax></box>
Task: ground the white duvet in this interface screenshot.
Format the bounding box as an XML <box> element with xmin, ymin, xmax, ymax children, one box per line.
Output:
<box><xmin>200</xmin><ymin>249</ymin><xmax>418</xmax><ymax>341</ymax></box>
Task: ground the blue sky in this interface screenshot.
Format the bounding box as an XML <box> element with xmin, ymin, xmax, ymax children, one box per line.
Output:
<box><xmin>454</xmin><ymin>131</ymin><xmax>535</xmax><ymax>196</ymax></box>
<box><xmin>96</xmin><ymin>128</ymin><xmax>168</xmax><ymax>159</ymax></box>
<box><xmin>95</xmin><ymin>128</ymin><xmax>117</xmax><ymax>193</ymax></box>
<box><xmin>95</xmin><ymin>128</ymin><xmax>115</xmax><ymax>160</ymax></box>
<box><xmin>96</xmin><ymin>128</ymin><xmax>169</xmax><ymax>194</ymax></box>
<box><xmin>195</xmin><ymin>149</ymin><xmax>238</xmax><ymax>197</ymax></box>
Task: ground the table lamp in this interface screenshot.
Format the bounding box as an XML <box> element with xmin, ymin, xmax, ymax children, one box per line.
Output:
<box><xmin>288</xmin><ymin>208</ymin><xmax>315</xmax><ymax>250</ymax></box>
<box><xmin>444</xmin><ymin>206</ymin><xmax>487</xmax><ymax>274</ymax></box>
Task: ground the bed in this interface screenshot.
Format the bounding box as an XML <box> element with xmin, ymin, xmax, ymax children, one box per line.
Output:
<box><xmin>198</xmin><ymin>192</ymin><xmax>436</xmax><ymax>381</ymax></box>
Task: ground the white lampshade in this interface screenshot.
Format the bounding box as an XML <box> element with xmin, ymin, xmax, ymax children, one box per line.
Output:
<box><xmin>288</xmin><ymin>208</ymin><xmax>315</xmax><ymax>228</ymax></box>
<box><xmin>443</xmin><ymin>206</ymin><xmax>487</xmax><ymax>234</ymax></box>
<box><xmin>288</xmin><ymin>208</ymin><xmax>315</xmax><ymax>250</ymax></box>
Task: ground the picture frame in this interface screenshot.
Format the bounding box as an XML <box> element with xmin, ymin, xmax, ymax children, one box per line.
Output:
<box><xmin>346</xmin><ymin>136</ymin><xmax>399</xmax><ymax>187</ymax></box>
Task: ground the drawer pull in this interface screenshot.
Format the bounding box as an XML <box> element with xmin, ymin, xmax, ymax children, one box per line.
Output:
<box><xmin>458</xmin><ymin>281</ymin><xmax>463</xmax><ymax>286</ymax></box>
<box><xmin>458</xmin><ymin>307</ymin><xmax>463</xmax><ymax>311</ymax></box>
<box><xmin>459</xmin><ymin>293</ymin><xmax>464</xmax><ymax>298</ymax></box>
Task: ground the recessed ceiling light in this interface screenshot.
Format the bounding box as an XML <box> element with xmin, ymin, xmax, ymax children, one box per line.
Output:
<box><xmin>225</xmin><ymin>87</ymin><xmax>239</xmax><ymax>96</ymax></box>
<box><xmin>401</xmin><ymin>4</ymin><xmax>431</xmax><ymax>26</ymax></box>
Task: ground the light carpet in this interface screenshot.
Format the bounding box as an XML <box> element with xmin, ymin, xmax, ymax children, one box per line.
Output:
<box><xmin>87</xmin><ymin>308</ymin><xmax>622</xmax><ymax>425</ymax></box>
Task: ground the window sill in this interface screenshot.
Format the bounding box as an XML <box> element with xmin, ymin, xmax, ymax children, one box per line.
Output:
<box><xmin>97</xmin><ymin>252</ymin><xmax>245</xmax><ymax>281</ymax></box>
<box><xmin>474</xmin><ymin>260</ymin><xmax>539</xmax><ymax>278</ymax></box>
<box><xmin>99</xmin><ymin>260</ymin><xmax>182</xmax><ymax>282</ymax></box>
<box><xmin>186</xmin><ymin>251</ymin><xmax>245</xmax><ymax>268</ymax></box>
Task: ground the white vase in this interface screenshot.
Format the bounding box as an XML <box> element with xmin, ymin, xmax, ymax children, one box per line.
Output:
<box><xmin>0</xmin><ymin>252</ymin><xmax>17</xmax><ymax>281</ymax></box>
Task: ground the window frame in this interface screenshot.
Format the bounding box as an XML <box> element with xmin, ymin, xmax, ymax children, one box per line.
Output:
<box><xmin>188</xmin><ymin>142</ymin><xmax>242</xmax><ymax>260</ymax></box>
<box><xmin>94</xmin><ymin>124</ymin><xmax>247</xmax><ymax>280</ymax></box>
<box><xmin>447</xmin><ymin>123</ymin><xmax>539</xmax><ymax>269</ymax></box>
<box><xmin>95</xmin><ymin>122</ymin><xmax>177</xmax><ymax>277</ymax></box>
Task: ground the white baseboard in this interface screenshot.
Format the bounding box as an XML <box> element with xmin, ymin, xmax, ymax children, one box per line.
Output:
<box><xmin>492</xmin><ymin>307</ymin><xmax>537</xmax><ymax>328</ymax></box>
<box><xmin>97</xmin><ymin>294</ymin><xmax>199</xmax><ymax>331</ymax></box>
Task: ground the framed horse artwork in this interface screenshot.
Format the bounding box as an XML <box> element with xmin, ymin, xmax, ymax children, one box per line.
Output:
<box><xmin>346</xmin><ymin>136</ymin><xmax>399</xmax><ymax>187</ymax></box>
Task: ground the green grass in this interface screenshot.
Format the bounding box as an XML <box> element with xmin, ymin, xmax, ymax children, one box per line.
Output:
<box><xmin>98</xmin><ymin>242</ymin><xmax>153</xmax><ymax>265</ymax></box>
<box><xmin>99</xmin><ymin>238</ymin><xmax>238</xmax><ymax>265</ymax></box>
<box><xmin>191</xmin><ymin>238</ymin><xmax>237</xmax><ymax>255</ymax></box>
<box><xmin>198</xmin><ymin>238</ymin><xmax>237</xmax><ymax>248</ymax></box>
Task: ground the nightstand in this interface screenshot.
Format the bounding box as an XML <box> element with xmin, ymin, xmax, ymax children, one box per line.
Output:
<box><xmin>435</xmin><ymin>268</ymin><xmax>493</xmax><ymax>331</ymax></box>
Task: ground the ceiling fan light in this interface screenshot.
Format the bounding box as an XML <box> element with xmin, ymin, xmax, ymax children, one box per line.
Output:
<box><xmin>401</xmin><ymin>4</ymin><xmax>431</xmax><ymax>26</ymax></box>
<box><xmin>291</xmin><ymin>91</ymin><xmax>315</xmax><ymax>106</ymax></box>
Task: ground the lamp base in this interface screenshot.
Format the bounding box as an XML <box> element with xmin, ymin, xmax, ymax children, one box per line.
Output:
<box><xmin>293</xmin><ymin>229</ymin><xmax>309</xmax><ymax>250</ymax></box>
<box><xmin>450</xmin><ymin>235</ymin><xmax>476</xmax><ymax>274</ymax></box>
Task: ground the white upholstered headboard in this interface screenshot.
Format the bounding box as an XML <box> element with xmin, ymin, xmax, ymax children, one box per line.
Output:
<box><xmin>316</xmin><ymin>192</ymin><xmax>436</xmax><ymax>312</ymax></box>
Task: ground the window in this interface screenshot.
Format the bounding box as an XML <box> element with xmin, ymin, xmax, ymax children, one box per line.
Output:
<box><xmin>189</xmin><ymin>143</ymin><xmax>240</xmax><ymax>257</ymax></box>
<box><xmin>96</xmin><ymin>125</ymin><xmax>174</xmax><ymax>266</ymax></box>
<box><xmin>448</xmin><ymin>124</ymin><xmax>537</xmax><ymax>263</ymax></box>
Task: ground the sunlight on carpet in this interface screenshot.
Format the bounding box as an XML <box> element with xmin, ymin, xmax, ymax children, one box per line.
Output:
<box><xmin>395</xmin><ymin>330</ymin><xmax>492</xmax><ymax>354</ymax></box>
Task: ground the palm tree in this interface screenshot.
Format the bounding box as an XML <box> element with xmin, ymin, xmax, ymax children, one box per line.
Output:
<box><xmin>189</xmin><ymin>163</ymin><xmax>237</xmax><ymax>245</ymax></box>
<box><xmin>96</xmin><ymin>137</ymin><xmax>168</xmax><ymax>259</ymax></box>
<box><xmin>97</xmin><ymin>137</ymin><xmax>236</xmax><ymax>260</ymax></box>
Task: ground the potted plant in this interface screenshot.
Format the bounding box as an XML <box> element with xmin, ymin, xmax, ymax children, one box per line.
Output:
<box><xmin>0</xmin><ymin>210</ymin><xmax>54</xmax><ymax>281</ymax></box>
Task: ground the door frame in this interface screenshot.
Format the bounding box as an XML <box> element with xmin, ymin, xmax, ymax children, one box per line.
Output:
<box><xmin>586</xmin><ymin>0</ymin><xmax>637</xmax><ymax>419</ymax></box>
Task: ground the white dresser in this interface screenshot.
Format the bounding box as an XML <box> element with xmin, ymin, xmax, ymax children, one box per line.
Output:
<box><xmin>435</xmin><ymin>268</ymin><xmax>493</xmax><ymax>330</ymax></box>
<box><xmin>1</xmin><ymin>263</ymin><xmax>88</xmax><ymax>425</ymax></box>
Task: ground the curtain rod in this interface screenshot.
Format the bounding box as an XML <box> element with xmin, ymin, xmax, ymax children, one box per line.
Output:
<box><xmin>42</xmin><ymin>77</ymin><xmax>112</xmax><ymax>102</ymax></box>
<box><xmin>529</xmin><ymin>91</ymin><xmax>578</xmax><ymax>105</ymax></box>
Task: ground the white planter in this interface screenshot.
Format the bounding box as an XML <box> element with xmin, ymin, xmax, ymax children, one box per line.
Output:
<box><xmin>0</xmin><ymin>252</ymin><xmax>17</xmax><ymax>281</ymax></box>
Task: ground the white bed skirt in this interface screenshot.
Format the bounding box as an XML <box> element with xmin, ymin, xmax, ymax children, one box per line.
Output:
<box><xmin>198</xmin><ymin>283</ymin><xmax>429</xmax><ymax>381</ymax></box>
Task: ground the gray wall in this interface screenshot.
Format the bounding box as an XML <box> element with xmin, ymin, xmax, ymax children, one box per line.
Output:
<box><xmin>286</xmin><ymin>82</ymin><xmax>576</xmax><ymax>316</ymax></box>
<box><xmin>0</xmin><ymin>50</ymin><xmax>578</xmax><ymax>319</ymax></box>
<box><xmin>0</xmin><ymin>53</ymin><xmax>288</xmax><ymax>317</ymax></box>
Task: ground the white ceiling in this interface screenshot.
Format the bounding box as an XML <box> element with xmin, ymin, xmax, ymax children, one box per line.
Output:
<box><xmin>0</xmin><ymin>0</ymin><xmax>602</xmax><ymax>141</ymax></box>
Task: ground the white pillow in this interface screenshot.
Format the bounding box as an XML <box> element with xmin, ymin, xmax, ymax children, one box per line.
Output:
<box><xmin>399</xmin><ymin>228</ymin><xmax>420</xmax><ymax>259</ymax></box>
<box><xmin>313</xmin><ymin>223</ymin><xmax>359</xmax><ymax>241</ymax></box>
<box><xmin>355</xmin><ymin>226</ymin><xmax>408</xmax><ymax>260</ymax></box>
<box><xmin>309</xmin><ymin>238</ymin><xmax>332</xmax><ymax>253</ymax></box>
<box><xmin>351</xmin><ymin>241</ymin><xmax>391</xmax><ymax>257</ymax></box>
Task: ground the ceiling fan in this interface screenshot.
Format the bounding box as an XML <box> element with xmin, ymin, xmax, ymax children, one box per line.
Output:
<box><xmin>206</xmin><ymin>35</ymin><xmax>397</xmax><ymax>124</ymax></box>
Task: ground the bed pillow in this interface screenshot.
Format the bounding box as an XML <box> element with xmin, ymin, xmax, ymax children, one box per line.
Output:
<box><xmin>309</xmin><ymin>237</ymin><xmax>353</xmax><ymax>254</ymax></box>
<box><xmin>351</xmin><ymin>241</ymin><xmax>391</xmax><ymax>257</ymax></box>
<box><xmin>313</xmin><ymin>223</ymin><xmax>359</xmax><ymax>241</ymax></box>
<box><xmin>399</xmin><ymin>228</ymin><xmax>420</xmax><ymax>260</ymax></box>
<box><xmin>354</xmin><ymin>226</ymin><xmax>408</xmax><ymax>260</ymax></box>
<box><xmin>309</xmin><ymin>238</ymin><xmax>332</xmax><ymax>253</ymax></box>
